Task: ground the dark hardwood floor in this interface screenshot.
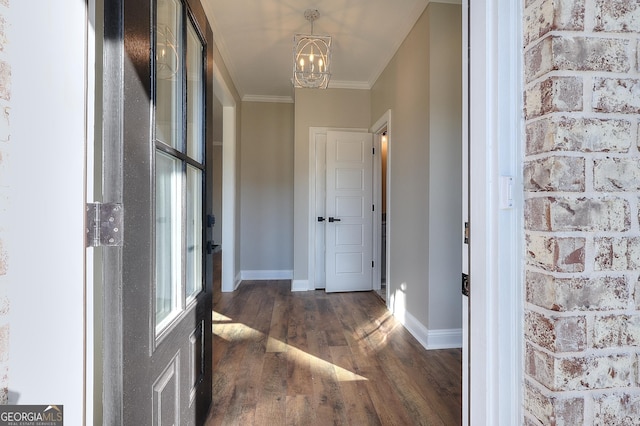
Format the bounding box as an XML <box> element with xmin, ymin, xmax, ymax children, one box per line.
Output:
<box><xmin>206</xmin><ymin>254</ymin><xmax>462</xmax><ymax>425</ymax></box>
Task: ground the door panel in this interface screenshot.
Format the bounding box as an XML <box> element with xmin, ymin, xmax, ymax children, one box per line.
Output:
<box><xmin>102</xmin><ymin>0</ymin><xmax>212</xmax><ymax>423</ymax></box>
<box><xmin>325</xmin><ymin>131</ymin><xmax>373</xmax><ymax>293</ymax></box>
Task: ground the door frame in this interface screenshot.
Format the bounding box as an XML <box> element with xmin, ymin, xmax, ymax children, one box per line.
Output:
<box><xmin>466</xmin><ymin>0</ymin><xmax>523</xmax><ymax>424</ymax></box>
<box><xmin>211</xmin><ymin>62</ymin><xmax>239</xmax><ymax>292</ymax></box>
<box><xmin>306</xmin><ymin>126</ymin><xmax>370</xmax><ymax>291</ymax></box>
<box><xmin>371</xmin><ymin>110</ymin><xmax>391</xmax><ymax>304</ymax></box>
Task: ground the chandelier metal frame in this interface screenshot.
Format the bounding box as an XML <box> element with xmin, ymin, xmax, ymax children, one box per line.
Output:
<box><xmin>293</xmin><ymin>9</ymin><xmax>332</xmax><ymax>89</ymax></box>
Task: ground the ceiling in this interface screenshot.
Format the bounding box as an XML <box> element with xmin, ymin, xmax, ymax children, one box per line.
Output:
<box><xmin>202</xmin><ymin>0</ymin><xmax>431</xmax><ymax>102</ymax></box>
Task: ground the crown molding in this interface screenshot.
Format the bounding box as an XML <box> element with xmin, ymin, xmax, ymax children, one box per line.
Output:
<box><xmin>242</xmin><ymin>95</ymin><xmax>294</xmax><ymax>103</ymax></box>
<box><xmin>328</xmin><ymin>80</ymin><xmax>371</xmax><ymax>90</ymax></box>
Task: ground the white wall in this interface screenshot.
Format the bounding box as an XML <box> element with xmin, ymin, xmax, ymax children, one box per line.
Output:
<box><xmin>8</xmin><ymin>1</ymin><xmax>87</xmax><ymax>423</ymax></box>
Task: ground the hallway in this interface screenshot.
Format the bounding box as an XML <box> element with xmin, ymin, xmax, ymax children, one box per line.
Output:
<box><xmin>207</xmin><ymin>255</ymin><xmax>462</xmax><ymax>425</ymax></box>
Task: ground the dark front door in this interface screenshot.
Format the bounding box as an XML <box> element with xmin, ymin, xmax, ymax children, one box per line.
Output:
<box><xmin>102</xmin><ymin>0</ymin><xmax>212</xmax><ymax>423</ymax></box>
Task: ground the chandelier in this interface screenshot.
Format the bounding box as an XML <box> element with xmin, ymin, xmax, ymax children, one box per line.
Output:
<box><xmin>293</xmin><ymin>9</ymin><xmax>332</xmax><ymax>89</ymax></box>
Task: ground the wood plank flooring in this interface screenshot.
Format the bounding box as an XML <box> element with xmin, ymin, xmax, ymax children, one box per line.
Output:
<box><xmin>207</xmin><ymin>259</ymin><xmax>462</xmax><ymax>425</ymax></box>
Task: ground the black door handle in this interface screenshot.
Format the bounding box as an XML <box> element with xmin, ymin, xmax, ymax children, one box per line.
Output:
<box><xmin>328</xmin><ymin>217</ymin><xmax>341</xmax><ymax>222</ymax></box>
<box><xmin>318</xmin><ymin>217</ymin><xmax>325</xmax><ymax>222</ymax></box>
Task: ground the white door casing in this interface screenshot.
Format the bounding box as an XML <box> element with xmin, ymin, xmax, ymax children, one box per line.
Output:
<box><xmin>325</xmin><ymin>131</ymin><xmax>374</xmax><ymax>293</ymax></box>
<box><xmin>466</xmin><ymin>0</ymin><xmax>524</xmax><ymax>424</ymax></box>
<box><xmin>314</xmin><ymin>133</ymin><xmax>328</xmax><ymax>288</ymax></box>
<box><xmin>308</xmin><ymin>128</ymin><xmax>374</xmax><ymax>292</ymax></box>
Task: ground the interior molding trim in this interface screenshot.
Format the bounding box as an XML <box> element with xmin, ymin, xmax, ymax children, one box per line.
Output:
<box><xmin>399</xmin><ymin>311</ymin><xmax>463</xmax><ymax>350</ymax></box>
<box><xmin>240</xmin><ymin>270</ymin><xmax>293</xmax><ymax>281</ymax></box>
<box><xmin>291</xmin><ymin>280</ymin><xmax>309</xmax><ymax>292</ymax></box>
<box><xmin>233</xmin><ymin>273</ymin><xmax>242</xmax><ymax>291</ymax></box>
<box><xmin>242</xmin><ymin>94</ymin><xmax>294</xmax><ymax>104</ymax></box>
<box><xmin>328</xmin><ymin>80</ymin><xmax>371</xmax><ymax>90</ymax></box>
<box><xmin>425</xmin><ymin>328</ymin><xmax>463</xmax><ymax>350</ymax></box>
<box><xmin>429</xmin><ymin>0</ymin><xmax>462</xmax><ymax>5</ymax></box>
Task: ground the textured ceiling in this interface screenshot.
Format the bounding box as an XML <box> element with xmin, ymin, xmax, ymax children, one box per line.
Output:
<box><xmin>202</xmin><ymin>0</ymin><xmax>437</xmax><ymax>102</ymax></box>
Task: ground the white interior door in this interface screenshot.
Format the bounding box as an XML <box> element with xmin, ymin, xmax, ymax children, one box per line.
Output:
<box><xmin>325</xmin><ymin>131</ymin><xmax>373</xmax><ymax>293</ymax></box>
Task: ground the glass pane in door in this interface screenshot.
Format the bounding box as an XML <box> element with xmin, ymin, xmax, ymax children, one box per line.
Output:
<box><xmin>156</xmin><ymin>150</ymin><xmax>182</xmax><ymax>328</ymax></box>
<box><xmin>186</xmin><ymin>165</ymin><xmax>203</xmax><ymax>301</ymax></box>
<box><xmin>186</xmin><ymin>20</ymin><xmax>204</xmax><ymax>162</ymax></box>
<box><xmin>155</xmin><ymin>0</ymin><xmax>182</xmax><ymax>149</ymax></box>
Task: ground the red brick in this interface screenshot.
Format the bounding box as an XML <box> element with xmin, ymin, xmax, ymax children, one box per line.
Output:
<box><xmin>525</xmin><ymin>197</ymin><xmax>630</xmax><ymax>232</ymax></box>
<box><xmin>594</xmin><ymin>237</ymin><xmax>640</xmax><ymax>271</ymax></box>
<box><xmin>525</xmin><ymin>310</ymin><xmax>586</xmax><ymax>352</ymax></box>
<box><xmin>527</xmin><ymin>272</ymin><xmax>629</xmax><ymax>311</ymax></box>
<box><xmin>525</xmin><ymin>36</ymin><xmax>631</xmax><ymax>82</ymax></box>
<box><xmin>593</xmin><ymin>315</ymin><xmax>640</xmax><ymax>349</ymax></box>
<box><xmin>594</xmin><ymin>393</ymin><xmax>640</xmax><ymax>425</ymax></box>
<box><xmin>593</xmin><ymin>78</ymin><xmax>640</xmax><ymax>114</ymax></box>
<box><xmin>594</xmin><ymin>157</ymin><xmax>640</xmax><ymax>191</ymax></box>
<box><xmin>594</xmin><ymin>0</ymin><xmax>640</xmax><ymax>32</ymax></box>
<box><xmin>524</xmin><ymin>156</ymin><xmax>584</xmax><ymax>192</ymax></box>
<box><xmin>524</xmin><ymin>379</ymin><xmax>585</xmax><ymax>424</ymax></box>
<box><xmin>526</xmin><ymin>234</ymin><xmax>585</xmax><ymax>273</ymax></box>
<box><xmin>558</xmin><ymin>354</ymin><xmax>636</xmax><ymax>391</ymax></box>
<box><xmin>524</xmin><ymin>0</ymin><xmax>585</xmax><ymax>46</ymax></box>
<box><xmin>526</xmin><ymin>117</ymin><xmax>632</xmax><ymax>155</ymax></box>
<box><xmin>525</xmin><ymin>77</ymin><xmax>583</xmax><ymax>119</ymax></box>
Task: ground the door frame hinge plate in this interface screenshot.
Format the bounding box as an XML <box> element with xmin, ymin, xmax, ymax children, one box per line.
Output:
<box><xmin>462</xmin><ymin>273</ymin><xmax>470</xmax><ymax>297</ymax></box>
<box><xmin>86</xmin><ymin>202</ymin><xmax>124</xmax><ymax>247</ymax></box>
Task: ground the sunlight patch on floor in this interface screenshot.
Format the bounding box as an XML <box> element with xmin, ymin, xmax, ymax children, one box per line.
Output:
<box><xmin>213</xmin><ymin>318</ymin><xmax>368</xmax><ymax>382</ymax></box>
<box><xmin>213</xmin><ymin>310</ymin><xmax>232</xmax><ymax>322</ymax></box>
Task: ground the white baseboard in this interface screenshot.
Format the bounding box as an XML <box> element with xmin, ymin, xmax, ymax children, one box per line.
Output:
<box><xmin>234</xmin><ymin>273</ymin><xmax>242</xmax><ymax>290</ymax></box>
<box><xmin>402</xmin><ymin>311</ymin><xmax>463</xmax><ymax>350</ymax></box>
<box><xmin>240</xmin><ymin>270</ymin><xmax>293</xmax><ymax>281</ymax></box>
<box><xmin>291</xmin><ymin>280</ymin><xmax>310</xmax><ymax>292</ymax></box>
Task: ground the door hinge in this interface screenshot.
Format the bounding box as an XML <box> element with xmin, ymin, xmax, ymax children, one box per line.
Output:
<box><xmin>86</xmin><ymin>202</ymin><xmax>124</xmax><ymax>247</ymax></box>
<box><xmin>372</xmin><ymin>147</ymin><xmax>375</xmax><ymax>155</ymax></box>
<box><xmin>372</xmin><ymin>261</ymin><xmax>375</xmax><ymax>268</ymax></box>
<box><xmin>464</xmin><ymin>222</ymin><xmax>469</xmax><ymax>245</ymax></box>
<box><xmin>462</xmin><ymin>273</ymin><xmax>470</xmax><ymax>297</ymax></box>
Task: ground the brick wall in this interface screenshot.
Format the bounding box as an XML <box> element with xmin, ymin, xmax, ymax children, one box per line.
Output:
<box><xmin>0</xmin><ymin>0</ymin><xmax>8</xmax><ymax>405</ymax></box>
<box><xmin>524</xmin><ymin>0</ymin><xmax>640</xmax><ymax>424</ymax></box>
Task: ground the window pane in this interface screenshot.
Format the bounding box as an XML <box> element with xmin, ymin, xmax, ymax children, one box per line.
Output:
<box><xmin>155</xmin><ymin>0</ymin><xmax>182</xmax><ymax>150</ymax></box>
<box><xmin>156</xmin><ymin>151</ymin><xmax>181</xmax><ymax>328</ymax></box>
<box><xmin>186</xmin><ymin>20</ymin><xmax>204</xmax><ymax>162</ymax></box>
<box><xmin>186</xmin><ymin>165</ymin><xmax>203</xmax><ymax>300</ymax></box>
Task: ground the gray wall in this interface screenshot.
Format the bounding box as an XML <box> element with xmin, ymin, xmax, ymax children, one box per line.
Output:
<box><xmin>293</xmin><ymin>89</ymin><xmax>371</xmax><ymax>282</ymax></box>
<box><xmin>371</xmin><ymin>3</ymin><xmax>462</xmax><ymax>330</ymax></box>
<box><xmin>427</xmin><ymin>4</ymin><xmax>463</xmax><ymax>329</ymax></box>
<box><xmin>240</xmin><ymin>101</ymin><xmax>295</xmax><ymax>272</ymax></box>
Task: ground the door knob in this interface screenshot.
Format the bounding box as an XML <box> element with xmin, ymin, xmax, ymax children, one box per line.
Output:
<box><xmin>328</xmin><ymin>217</ymin><xmax>341</xmax><ymax>222</ymax></box>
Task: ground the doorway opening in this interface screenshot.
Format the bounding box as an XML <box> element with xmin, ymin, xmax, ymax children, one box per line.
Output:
<box><xmin>211</xmin><ymin>63</ymin><xmax>238</xmax><ymax>292</ymax></box>
<box><xmin>375</xmin><ymin>130</ymin><xmax>388</xmax><ymax>302</ymax></box>
<box><xmin>371</xmin><ymin>110</ymin><xmax>391</xmax><ymax>305</ymax></box>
